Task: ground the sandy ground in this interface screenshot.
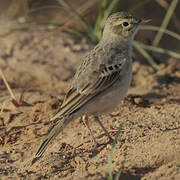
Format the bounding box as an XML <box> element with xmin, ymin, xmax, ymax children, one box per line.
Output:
<box><xmin>0</xmin><ymin>29</ymin><xmax>180</xmax><ymax>180</ymax></box>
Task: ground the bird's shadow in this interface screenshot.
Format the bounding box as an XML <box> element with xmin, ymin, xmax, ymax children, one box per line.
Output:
<box><xmin>48</xmin><ymin>136</ymin><xmax>114</xmax><ymax>174</ymax></box>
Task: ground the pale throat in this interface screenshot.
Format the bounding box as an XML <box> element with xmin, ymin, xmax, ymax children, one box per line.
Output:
<box><xmin>101</xmin><ymin>35</ymin><xmax>132</xmax><ymax>56</ymax></box>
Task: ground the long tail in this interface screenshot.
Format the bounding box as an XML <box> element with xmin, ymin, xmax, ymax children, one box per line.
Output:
<box><xmin>32</xmin><ymin>115</ymin><xmax>74</xmax><ymax>164</ymax></box>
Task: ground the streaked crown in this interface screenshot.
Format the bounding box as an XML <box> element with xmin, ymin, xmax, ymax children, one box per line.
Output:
<box><xmin>103</xmin><ymin>12</ymin><xmax>142</xmax><ymax>41</ymax></box>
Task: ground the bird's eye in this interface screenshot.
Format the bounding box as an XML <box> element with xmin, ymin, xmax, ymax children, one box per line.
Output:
<box><xmin>122</xmin><ymin>22</ymin><xmax>129</xmax><ymax>27</ymax></box>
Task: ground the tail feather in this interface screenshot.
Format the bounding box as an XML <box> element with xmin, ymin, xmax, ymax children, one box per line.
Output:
<box><xmin>32</xmin><ymin>116</ymin><xmax>74</xmax><ymax>164</ymax></box>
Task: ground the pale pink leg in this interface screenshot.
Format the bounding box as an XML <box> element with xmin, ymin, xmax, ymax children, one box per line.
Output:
<box><xmin>94</xmin><ymin>115</ymin><xmax>113</xmax><ymax>142</ymax></box>
<box><xmin>82</xmin><ymin>115</ymin><xmax>99</xmax><ymax>145</ymax></box>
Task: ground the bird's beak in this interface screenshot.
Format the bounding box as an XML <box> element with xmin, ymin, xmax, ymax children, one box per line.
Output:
<box><xmin>140</xmin><ymin>19</ymin><xmax>152</xmax><ymax>25</ymax></box>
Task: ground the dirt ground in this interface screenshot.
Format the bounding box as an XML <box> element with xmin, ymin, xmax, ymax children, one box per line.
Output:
<box><xmin>0</xmin><ymin>29</ymin><xmax>180</xmax><ymax>180</ymax></box>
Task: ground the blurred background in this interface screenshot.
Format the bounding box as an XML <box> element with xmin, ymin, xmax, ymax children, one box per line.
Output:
<box><xmin>0</xmin><ymin>0</ymin><xmax>179</xmax><ymax>69</ymax></box>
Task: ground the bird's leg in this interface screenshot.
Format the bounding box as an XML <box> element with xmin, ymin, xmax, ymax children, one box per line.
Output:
<box><xmin>82</xmin><ymin>115</ymin><xmax>99</xmax><ymax>145</ymax></box>
<box><xmin>94</xmin><ymin>115</ymin><xmax>114</xmax><ymax>142</ymax></box>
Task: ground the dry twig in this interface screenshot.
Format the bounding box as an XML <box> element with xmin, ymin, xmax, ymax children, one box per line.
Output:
<box><xmin>0</xmin><ymin>68</ymin><xmax>21</xmax><ymax>107</ymax></box>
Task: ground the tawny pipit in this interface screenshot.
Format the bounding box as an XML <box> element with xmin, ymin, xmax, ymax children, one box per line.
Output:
<box><xmin>33</xmin><ymin>12</ymin><xmax>143</xmax><ymax>161</ymax></box>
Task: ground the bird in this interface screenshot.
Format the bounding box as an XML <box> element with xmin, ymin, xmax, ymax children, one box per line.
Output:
<box><xmin>32</xmin><ymin>11</ymin><xmax>144</xmax><ymax>163</ymax></box>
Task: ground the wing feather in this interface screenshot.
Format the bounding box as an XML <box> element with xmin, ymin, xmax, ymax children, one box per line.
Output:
<box><xmin>51</xmin><ymin>64</ymin><xmax>124</xmax><ymax>123</ymax></box>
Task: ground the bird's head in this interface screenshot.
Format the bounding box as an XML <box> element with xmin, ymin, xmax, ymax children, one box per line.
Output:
<box><xmin>102</xmin><ymin>12</ymin><xmax>143</xmax><ymax>42</ymax></box>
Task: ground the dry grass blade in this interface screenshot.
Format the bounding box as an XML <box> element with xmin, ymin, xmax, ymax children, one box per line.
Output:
<box><xmin>108</xmin><ymin>122</ymin><xmax>124</xmax><ymax>180</ymax></box>
<box><xmin>101</xmin><ymin>0</ymin><xmax>121</xmax><ymax>29</ymax></box>
<box><xmin>26</xmin><ymin>5</ymin><xmax>61</xmax><ymax>15</ymax></box>
<box><xmin>156</xmin><ymin>0</ymin><xmax>180</xmax><ymax>31</ymax></box>
<box><xmin>93</xmin><ymin>0</ymin><xmax>108</xmax><ymax>40</ymax></box>
<box><xmin>93</xmin><ymin>0</ymin><xmax>121</xmax><ymax>42</ymax></box>
<box><xmin>28</xmin><ymin>0</ymin><xmax>97</xmax><ymax>48</ymax></box>
<box><xmin>153</xmin><ymin>0</ymin><xmax>179</xmax><ymax>46</ymax></box>
<box><xmin>135</xmin><ymin>41</ymin><xmax>180</xmax><ymax>59</ymax></box>
<box><xmin>61</xmin><ymin>0</ymin><xmax>97</xmax><ymax>29</ymax></box>
<box><xmin>0</xmin><ymin>68</ymin><xmax>20</xmax><ymax>107</ymax></box>
<box><xmin>133</xmin><ymin>41</ymin><xmax>159</xmax><ymax>71</ymax></box>
<box><xmin>140</xmin><ymin>25</ymin><xmax>180</xmax><ymax>41</ymax></box>
<box><xmin>56</xmin><ymin>0</ymin><xmax>95</xmax><ymax>41</ymax></box>
<box><xmin>115</xmin><ymin>162</ymin><xmax>124</xmax><ymax>180</ymax></box>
